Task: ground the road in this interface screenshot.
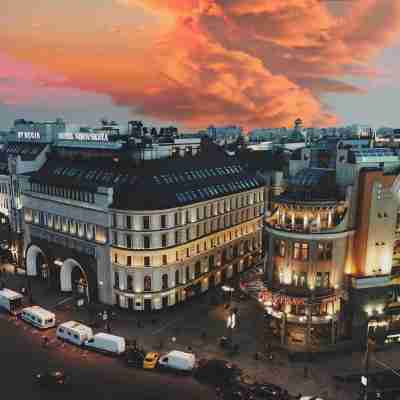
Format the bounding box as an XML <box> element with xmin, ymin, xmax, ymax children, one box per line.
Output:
<box><xmin>0</xmin><ymin>310</ymin><xmax>216</xmax><ymax>400</ymax></box>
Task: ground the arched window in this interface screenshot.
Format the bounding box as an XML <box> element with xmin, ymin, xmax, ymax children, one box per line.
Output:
<box><xmin>195</xmin><ymin>261</ymin><xmax>201</xmax><ymax>278</ymax></box>
<box><xmin>162</xmin><ymin>273</ymin><xmax>169</xmax><ymax>290</ymax></box>
<box><xmin>175</xmin><ymin>270</ymin><xmax>180</xmax><ymax>286</ymax></box>
<box><xmin>127</xmin><ymin>275</ymin><xmax>133</xmax><ymax>291</ymax></box>
<box><xmin>144</xmin><ymin>275</ymin><xmax>151</xmax><ymax>292</ymax></box>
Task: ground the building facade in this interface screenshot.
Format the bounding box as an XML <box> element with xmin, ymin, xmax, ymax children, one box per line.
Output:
<box><xmin>22</xmin><ymin>146</ymin><xmax>264</xmax><ymax>311</ymax></box>
<box><xmin>262</xmin><ymin>145</ymin><xmax>400</xmax><ymax>348</ymax></box>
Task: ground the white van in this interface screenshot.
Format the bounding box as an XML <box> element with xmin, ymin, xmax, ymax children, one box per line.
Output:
<box><xmin>20</xmin><ymin>306</ymin><xmax>56</xmax><ymax>329</ymax></box>
<box><xmin>0</xmin><ymin>288</ymin><xmax>24</xmax><ymax>315</ymax></box>
<box><xmin>158</xmin><ymin>350</ymin><xmax>196</xmax><ymax>372</ymax></box>
<box><xmin>84</xmin><ymin>333</ymin><xmax>126</xmax><ymax>355</ymax></box>
<box><xmin>56</xmin><ymin>321</ymin><xmax>93</xmax><ymax>346</ymax></box>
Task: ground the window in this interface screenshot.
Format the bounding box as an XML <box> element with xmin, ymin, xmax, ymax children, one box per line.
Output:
<box><xmin>323</xmin><ymin>272</ymin><xmax>330</xmax><ymax>288</ymax></box>
<box><xmin>144</xmin><ymin>256</ymin><xmax>150</xmax><ymax>267</ymax></box>
<box><xmin>143</xmin><ymin>235</ymin><xmax>151</xmax><ymax>249</ymax></box>
<box><xmin>301</xmin><ymin>243</ymin><xmax>309</xmax><ymax>261</ymax></box>
<box><xmin>186</xmin><ymin>210</ymin><xmax>190</xmax><ymax>224</ymax></box>
<box><xmin>127</xmin><ymin>275</ymin><xmax>133</xmax><ymax>291</ymax></box>
<box><xmin>175</xmin><ymin>270</ymin><xmax>180</xmax><ymax>285</ymax></box>
<box><xmin>126</xmin><ymin>234</ymin><xmax>132</xmax><ymax>249</ymax></box>
<box><xmin>196</xmin><ymin>224</ymin><xmax>200</xmax><ymax>237</ymax></box>
<box><xmin>299</xmin><ymin>272</ymin><xmax>307</xmax><ymax>287</ymax></box>
<box><xmin>293</xmin><ymin>242</ymin><xmax>300</xmax><ymax>260</ymax></box>
<box><xmin>126</xmin><ymin>215</ymin><xmax>132</xmax><ymax>229</ymax></box>
<box><xmin>318</xmin><ymin>242</ymin><xmax>332</xmax><ymax>260</ymax></box>
<box><xmin>143</xmin><ymin>216</ymin><xmax>150</xmax><ymax>230</ymax></box>
<box><xmin>144</xmin><ymin>276</ymin><xmax>151</xmax><ymax>291</ymax></box>
<box><xmin>162</xmin><ymin>254</ymin><xmax>168</xmax><ymax>265</ymax></box>
<box><xmin>186</xmin><ymin>266</ymin><xmax>190</xmax><ymax>282</ymax></box>
<box><xmin>114</xmin><ymin>253</ymin><xmax>118</xmax><ymax>264</ymax></box>
<box><xmin>193</xmin><ymin>262</ymin><xmax>201</xmax><ymax>278</ymax></box>
<box><xmin>209</xmin><ymin>255</ymin><xmax>215</xmax><ymax>270</ymax></box>
<box><xmin>315</xmin><ymin>272</ymin><xmax>323</xmax><ymax>288</ymax></box>
<box><xmin>186</xmin><ymin>248</ymin><xmax>190</xmax><ymax>258</ymax></box>
<box><xmin>112</xmin><ymin>214</ymin><xmax>117</xmax><ymax>227</ymax></box>
<box><xmin>162</xmin><ymin>274</ymin><xmax>168</xmax><ymax>290</ymax></box>
<box><xmin>114</xmin><ymin>271</ymin><xmax>119</xmax><ymax>289</ymax></box>
<box><xmin>127</xmin><ymin>256</ymin><xmax>132</xmax><ymax>267</ymax></box>
<box><xmin>186</xmin><ymin>228</ymin><xmax>190</xmax><ymax>241</ymax></box>
<box><xmin>161</xmin><ymin>234</ymin><xmax>167</xmax><ymax>248</ymax></box>
<box><xmin>174</xmin><ymin>212</ymin><xmax>179</xmax><ymax>226</ymax></box>
<box><xmin>161</xmin><ymin>215</ymin><xmax>167</xmax><ymax>228</ymax></box>
<box><xmin>175</xmin><ymin>230</ymin><xmax>179</xmax><ymax>244</ymax></box>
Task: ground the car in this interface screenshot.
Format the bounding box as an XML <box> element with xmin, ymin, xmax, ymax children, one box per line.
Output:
<box><xmin>143</xmin><ymin>352</ymin><xmax>160</xmax><ymax>369</ymax></box>
<box><xmin>248</xmin><ymin>382</ymin><xmax>284</xmax><ymax>399</ymax></box>
<box><xmin>34</xmin><ymin>370</ymin><xmax>69</xmax><ymax>388</ymax></box>
<box><xmin>195</xmin><ymin>359</ymin><xmax>242</xmax><ymax>386</ymax></box>
<box><xmin>125</xmin><ymin>348</ymin><xmax>146</xmax><ymax>368</ymax></box>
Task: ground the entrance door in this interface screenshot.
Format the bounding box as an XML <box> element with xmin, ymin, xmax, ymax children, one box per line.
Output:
<box><xmin>162</xmin><ymin>296</ymin><xmax>168</xmax><ymax>308</ymax></box>
<box><xmin>144</xmin><ymin>299</ymin><xmax>152</xmax><ymax>312</ymax></box>
<box><xmin>128</xmin><ymin>297</ymin><xmax>134</xmax><ymax>310</ymax></box>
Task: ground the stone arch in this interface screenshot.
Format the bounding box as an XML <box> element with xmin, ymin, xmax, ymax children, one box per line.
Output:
<box><xmin>60</xmin><ymin>258</ymin><xmax>90</xmax><ymax>302</ymax></box>
<box><xmin>25</xmin><ymin>244</ymin><xmax>47</xmax><ymax>277</ymax></box>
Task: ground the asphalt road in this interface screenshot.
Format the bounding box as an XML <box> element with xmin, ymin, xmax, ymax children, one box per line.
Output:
<box><xmin>0</xmin><ymin>310</ymin><xmax>216</xmax><ymax>400</ymax></box>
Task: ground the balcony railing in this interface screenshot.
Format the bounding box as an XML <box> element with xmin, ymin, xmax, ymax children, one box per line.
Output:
<box><xmin>269</xmin><ymin>283</ymin><xmax>336</xmax><ymax>299</ymax></box>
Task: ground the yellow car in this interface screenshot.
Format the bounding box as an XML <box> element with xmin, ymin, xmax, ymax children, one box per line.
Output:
<box><xmin>143</xmin><ymin>352</ymin><xmax>160</xmax><ymax>369</ymax></box>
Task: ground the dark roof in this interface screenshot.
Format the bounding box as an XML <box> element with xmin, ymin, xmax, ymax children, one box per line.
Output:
<box><xmin>30</xmin><ymin>149</ymin><xmax>264</xmax><ymax>210</ymax></box>
<box><xmin>275</xmin><ymin>168</ymin><xmax>337</xmax><ymax>202</ymax></box>
<box><xmin>5</xmin><ymin>142</ymin><xmax>46</xmax><ymax>161</ymax></box>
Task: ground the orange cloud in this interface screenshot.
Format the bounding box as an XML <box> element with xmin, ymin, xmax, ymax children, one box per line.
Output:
<box><xmin>0</xmin><ymin>0</ymin><xmax>400</xmax><ymax>129</ymax></box>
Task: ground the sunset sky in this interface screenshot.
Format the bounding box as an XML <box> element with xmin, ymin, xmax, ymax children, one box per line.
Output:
<box><xmin>1</xmin><ymin>0</ymin><xmax>400</xmax><ymax>131</ymax></box>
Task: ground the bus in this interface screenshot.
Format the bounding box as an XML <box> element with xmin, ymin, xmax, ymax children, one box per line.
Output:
<box><xmin>0</xmin><ymin>288</ymin><xmax>24</xmax><ymax>315</ymax></box>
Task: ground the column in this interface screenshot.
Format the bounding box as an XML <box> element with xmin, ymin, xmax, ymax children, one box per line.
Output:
<box><xmin>328</xmin><ymin>209</ymin><xmax>332</xmax><ymax>228</ymax></box>
<box><xmin>304</xmin><ymin>213</ymin><xmax>308</xmax><ymax>230</ymax></box>
<box><xmin>316</xmin><ymin>212</ymin><xmax>321</xmax><ymax>231</ymax></box>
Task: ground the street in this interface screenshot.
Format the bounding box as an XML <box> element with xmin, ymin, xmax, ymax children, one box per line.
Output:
<box><xmin>0</xmin><ymin>310</ymin><xmax>215</xmax><ymax>400</ymax></box>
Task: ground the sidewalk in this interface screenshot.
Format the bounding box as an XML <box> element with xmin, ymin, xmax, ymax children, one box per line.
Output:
<box><xmin>0</xmin><ymin>266</ymin><xmax>361</xmax><ymax>400</ymax></box>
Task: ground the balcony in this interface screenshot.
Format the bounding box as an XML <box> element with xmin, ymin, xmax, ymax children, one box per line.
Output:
<box><xmin>269</xmin><ymin>283</ymin><xmax>336</xmax><ymax>300</ymax></box>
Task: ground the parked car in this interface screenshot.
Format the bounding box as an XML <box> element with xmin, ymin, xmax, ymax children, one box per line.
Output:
<box><xmin>143</xmin><ymin>352</ymin><xmax>160</xmax><ymax>369</ymax></box>
<box><xmin>125</xmin><ymin>348</ymin><xmax>146</xmax><ymax>368</ymax></box>
<box><xmin>248</xmin><ymin>382</ymin><xmax>285</xmax><ymax>399</ymax></box>
<box><xmin>34</xmin><ymin>370</ymin><xmax>69</xmax><ymax>389</ymax></box>
<box><xmin>195</xmin><ymin>359</ymin><xmax>242</xmax><ymax>386</ymax></box>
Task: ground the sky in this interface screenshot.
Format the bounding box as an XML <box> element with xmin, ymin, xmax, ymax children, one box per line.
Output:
<box><xmin>0</xmin><ymin>0</ymin><xmax>400</xmax><ymax>131</ymax></box>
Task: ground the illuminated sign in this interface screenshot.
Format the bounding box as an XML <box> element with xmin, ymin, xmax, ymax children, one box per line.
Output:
<box><xmin>58</xmin><ymin>132</ymin><xmax>109</xmax><ymax>142</ymax></box>
<box><xmin>17</xmin><ymin>131</ymin><xmax>40</xmax><ymax>140</ymax></box>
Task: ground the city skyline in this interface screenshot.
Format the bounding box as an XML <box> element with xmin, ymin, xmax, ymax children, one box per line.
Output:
<box><xmin>1</xmin><ymin>0</ymin><xmax>400</xmax><ymax>130</ymax></box>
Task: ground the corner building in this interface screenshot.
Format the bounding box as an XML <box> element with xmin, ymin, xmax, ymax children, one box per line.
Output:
<box><xmin>23</xmin><ymin>147</ymin><xmax>264</xmax><ymax>311</ymax></box>
<box><xmin>110</xmin><ymin>157</ymin><xmax>264</xmax><ymax>311</ymax></box>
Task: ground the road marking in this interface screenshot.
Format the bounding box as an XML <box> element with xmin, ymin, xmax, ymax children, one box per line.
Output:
<box><xmin>151</xmin><ymin>317</ymin><xmax>183</xmax><ymax>335</ymax></box>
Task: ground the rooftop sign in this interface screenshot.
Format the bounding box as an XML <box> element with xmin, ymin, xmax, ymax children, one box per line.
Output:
<box><xmin>17</xmin><ymin>131</ymin><xmax>41</xmax><ymax>140</ymax></box>
<box><xmin>58</xmin><ymin>132</ymin><xmax>109</xmax><ymax>142</ymax></box>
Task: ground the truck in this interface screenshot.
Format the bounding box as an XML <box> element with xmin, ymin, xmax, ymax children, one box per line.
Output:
<box><xmin>0</xmin><ymin>288</ymin><xmax>24</xmax><ymax>315</ymax></box>
<box><xmin>158</xmin><ymin>350</ymin><xmax>196</xmax><ymax>372</ymax></box>
<box><xmin>84</xmin><ymin>333</ymin><xmax>126</xmax><ymax>355</ymax></box>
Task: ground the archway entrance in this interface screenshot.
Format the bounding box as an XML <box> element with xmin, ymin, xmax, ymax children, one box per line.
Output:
<box><xmin>60</xmin><ymin>259</ymin><xmax>90</xmax><ymax>302</ymax></box>
<box><xmin>25</xmin><ymin>245</ymin><xmax>48</xmax><ymax>279</ymax></box>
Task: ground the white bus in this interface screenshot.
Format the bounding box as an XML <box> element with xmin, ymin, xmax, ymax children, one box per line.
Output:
<box><xmin>20</xmin><ymin>306</ymin><xmax>56</xmax><ymax>329</ymax></box>
<box><xmin>0</xmin><ymin>288</ymin><xmax>24</xmax><ymax>315</ymax></box>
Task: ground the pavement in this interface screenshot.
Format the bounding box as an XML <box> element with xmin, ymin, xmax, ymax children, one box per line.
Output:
<box><xmin>2</xmin><ymin>263</ymin><xmax>399</xmax><ymax>399</ymax></box>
